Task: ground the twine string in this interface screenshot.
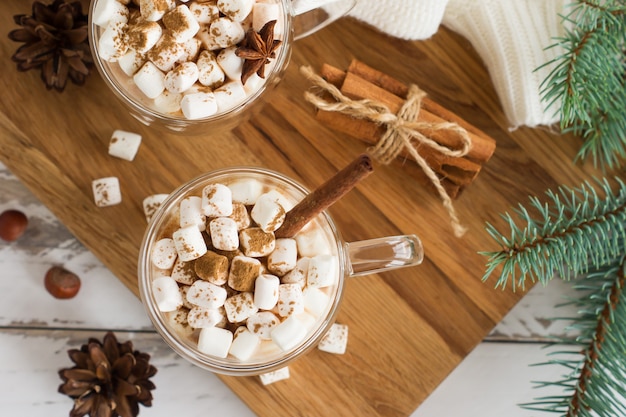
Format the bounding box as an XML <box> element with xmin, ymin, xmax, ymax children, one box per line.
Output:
<box><xmin>300</xmin><ymin>65</ymin><xmax>471</xmax><ymax>237</ymax></box>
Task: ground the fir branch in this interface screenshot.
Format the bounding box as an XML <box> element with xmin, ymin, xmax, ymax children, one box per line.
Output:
<box><xmin>539</xmin><ymin>0</ymin><xmax>626</xmax><ymax>169</ymax></box>
<box><xmin>520</xmin><ymin>259</ymin><xmax>626</xmax><ymax>416</ymax></box>
<box><xmin>481</xmin><ymin>177</ymin><xmax>626</xmax><ymax>291</ymax></box>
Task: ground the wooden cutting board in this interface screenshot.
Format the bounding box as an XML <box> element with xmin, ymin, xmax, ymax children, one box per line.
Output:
<box><xmin>0</xmin><ymin>1</ymin><xmax>601</xmax><ymax>415</ymax></box>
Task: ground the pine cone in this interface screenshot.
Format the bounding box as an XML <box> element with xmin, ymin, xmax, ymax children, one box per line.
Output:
<box><xmin>8</xmin><ymin>0</ymin><xmax>93</xmax><ymax>92</ymax></box>
<box><xmin>58</xmin><ymin>332</ymin><xmax>157</xmax><ymax>417</ymax></box>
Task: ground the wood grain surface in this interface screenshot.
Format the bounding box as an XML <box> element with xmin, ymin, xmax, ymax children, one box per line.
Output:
<box><xmin>0</xmin><ymin>1</ymin><xmax>602</xmax><ymax>415</ymax></box>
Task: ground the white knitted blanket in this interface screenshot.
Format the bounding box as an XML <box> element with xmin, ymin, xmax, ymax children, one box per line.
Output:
<box><xmin>347</xmin><ymin>0</ymin><xmax>569</xmax><ymax>128</ymax></box>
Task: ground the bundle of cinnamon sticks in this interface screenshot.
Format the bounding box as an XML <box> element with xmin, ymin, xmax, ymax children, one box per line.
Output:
<box><xmin>308</xmin><ymin>59</ymin><xmax>496</xmax><ymax>199</ymax></box>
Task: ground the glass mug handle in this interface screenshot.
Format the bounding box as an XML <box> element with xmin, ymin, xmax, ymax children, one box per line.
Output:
<box><xmin>291</xmin><ymin>0</ymin><xmax>357</xmax><ymax>40</ymax></box>
<box><xmin>345</xmin><ymin>235</ymin><xmax>424</xmax><ymax>277</ymax></box>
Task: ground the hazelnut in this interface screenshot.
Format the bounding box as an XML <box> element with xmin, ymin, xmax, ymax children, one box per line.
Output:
<box><xmin>0</xmin><ymin>209</ymin><xmax>28</xmax><ymax>242</ymax></box>
<box><xmin>44</xmin><ymin>266</ymin><xmax>81</xmax><ymax>299</ymax></box>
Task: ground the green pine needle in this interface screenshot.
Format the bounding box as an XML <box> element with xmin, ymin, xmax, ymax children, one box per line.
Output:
<box><xmin>481</xmin><ymin>177</ymin><xmax>626</xmax><ymax>291</ymax></box>
<box><xmin>539</xmin><ymin>0</ymin><xmax>626</xmax><ymax>169</ymax></box>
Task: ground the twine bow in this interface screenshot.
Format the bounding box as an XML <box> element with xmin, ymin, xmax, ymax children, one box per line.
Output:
<box><xmin>300</xmin><ymin>66</ymin><xmax>470</xmax><ymax>237</ymax></box>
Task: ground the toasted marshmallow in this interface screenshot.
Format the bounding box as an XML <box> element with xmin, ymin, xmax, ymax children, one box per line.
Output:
<box><xmin>246</xmin><ymin>311</ymin><xmax>280</xmax><ymax>340</ymax></box>
<box><xmin>187</xmin><ymin>306</ymin><xmax>224</xmax><ymax>328</ymax></box>
<box><xmin>216</xmin><ymin>46</ymin><xmax>243</xmax><ymax>81</ymax></box>
<box><xmin>218</xmin><ymin>0</ymin><xmax>254</xmax><ymax>22</ymax></box>
<box><xmin>198</xmin><ymin>326</ymin><xmax>233</xmax><ymax>358</ymax></box>
<box><xmin>201</xmin><ymin>183</ymin><xmax>233</xmax><ymax>217</ymax></box>
<box><xmin>267</xmin><ymin>238</ymin><xmax>297</xmax><ymax>276</ymax></box>
<box><xmin>318</xmin><ymin>323</ymin><xmax>348</xmax><ymax>354</ymax></box>
<box><xmin>209</xmin><ymin>17</ymin><xmax>245</xmax><ymax>48</ymax></box>
<box><xmin>108</xmin><ymin>129</ymin><xmax>142</xmax><ymax>161</ymax></box>
<box><xmin>224</xmin><ymin>292</ymin><xmax>258</xmax><ymax>323</ymax></box>
<box><xmin>251</xmin><ymin>193</ymin><xmax>286</xmax><ymax>233</ymax></box>
<box><xmin>307</xmin><ymin>254</ymin><xmax>337</xmax><ymax>288</ymax></box>
<box><xmin>209</xmin><ymin>217</ymin><xmax>239</xmax><ymax>251</ymax></box>
<box><xmin>172</xmin><ymin>225</ymin><xmax>208</xmax><ymax>261</ymax></box>
<box><xmin>259</xmin><ymin>367</ymin><xmax>290</xmax><ymax>385</ymax></box>
<box><xmin>197</xmin><ymin>50</ymin><xmax>225</xmax><ymax>88</ymax></box>
<box><xmin>271</xmin><ymin>315</ymin><xmax>307</xmax><ymax>351</ymax></box>
<box><xmin>92</xmin><ymin>177</ymin><xmax>122</xmax><ymax>207</ymax></box>
<box><xmin>179</xmin><ymin>195</ymin><xmax>206</xmax><ymax>231</ymax></box>
<box><xmin>253</xmin><ymin>274</ymin><xmax>280</xmax><ymax>310</ymax></box>
<box><xmin>133</xmin><ymin>61</ymin><xmax>165</xmax><ymax>99</ymax></box>
<box><xmin>151</xmin><ymin>238</ymin><xmax>178</xmax><ymax>269</ymax></box>
<box><xmin>239</xmin><ymin>227</ymin><xmax>275</xmax><ymax>257</ymax></box>
<box><xmin>163</xmin><ymin>5</ymin><xmax>201</xmax><ymax>43</ymax></box>
<box><xmin>194</xmin><ymin>250</ymin><xmax>229</xmax><ymax>285</ymax></box>
<box><xmin>229</xmin><ymin>328</ymin><xmax>260</xmax><ymax>360</ymax></box>
<box><xmin>187</xmin><ymin>280</ymin><xmax>227</xmax><ymax>309</ymax></box>
<box><xmin>143</xmin><ymin>193</ymin><xmax>168</xmax><ymax>222</ymax></box>
<box><xmin>152</xmin><ymin>276</ymin><xmax>183</xmax><ymax>312</ymax></box>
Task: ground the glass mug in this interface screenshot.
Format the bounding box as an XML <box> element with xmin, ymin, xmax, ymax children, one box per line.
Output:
<box><xmin>138</xmin><ymin>167</ymin><xmax>424</xmax><ymax>376</ymax></box>
<box><xmin>88</xmin><ymin>0</ymin><xmax>356</xmax><ymax>134</ymax></box>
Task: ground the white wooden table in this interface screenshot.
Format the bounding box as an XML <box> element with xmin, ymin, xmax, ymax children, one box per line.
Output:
<box><xmin>0</xmin><ymin>160</ymin><xmax>577</xmax><ymax>416</ymax></box>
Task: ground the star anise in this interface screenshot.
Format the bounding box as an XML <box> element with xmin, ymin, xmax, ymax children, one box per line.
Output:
<box><xmin>8</xmin><ymin>0</ymin><xmax>93</xmax><ymax>92</ymax></box>
<box><xmin>235</xmin><ymin>20</ymin><xmax>282</xmax><ymax>85</ymax></box>
<box><xmin>58</xmin><ymin>332</ymin><xmax>157</xmax><ymax>417</ymax></box>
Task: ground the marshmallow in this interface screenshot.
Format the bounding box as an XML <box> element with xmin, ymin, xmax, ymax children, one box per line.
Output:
<box><xmin>229</xmin><ymin>327</ymin><xmax>260</xmax><ymax>360</ymax></box>
<box><xmin>171</xmin><ymin>257</ymin><xmax>197</xmax><ymax>285</ymax></box>
<box><xmin>239</xmin><ymin>227</ymin><xmax>275</xmax><ymax>257</ymax></box>
<box><xmin>179</xmin><ymin>285</ymin><xmax>195</xmax><ymax>309</ymax></box>
<box><xmin>179</xmin><ymin>195</ymin><xmax>206</xmax><ymax>231</ymax></box>
<box><xmin>154</xmin><ymin>90</ymin><xmax>183</xmax><ymax>113</ymax></box>
<box><xmin>194</xmin><ymin>250</ymin><xmax>229</xmax><ymax>285</ymax></box>
<box><xmin>196</xmin><ymin>25</ymin><xmax>222</xmax><ymax>51</ymax></box>
<box><xmin>307</xmin><ymin>255</ymin><xmax>338</xmax><ymax>288</ymax></box>
<box><xmin>253</xmin><ymin>274</ymin><xmax>280</xmax><ymax>310</ymax></box>
<box><xmin>152</xmin><ymin>276</ymin><xmax>183</xmax><ymax>312</ymax></box>
<box><xmin>214</xmin><ymin>80</ymin><xmax>247</xmax><ymax>112</ymax></box>
<box><xmin>186</xmin><ymin>280</ymin><xmax>227</xmax><ymax>309</ymax></box>
<box><xmin>164</xmin><ymin>307</ymin><xmax>194</xmax><ymax>338</ymax></box>
<box><xmin>143</xmin><ymin>193</ymin><xmax>168</xmax><ymax>222</ymax></box>
<box><xmin>187</xmin><ymin>306</ymin><xmax>224</xmax><ymax>328</ymax></box>
<box><xmin>281</xmin><ymin>257</ymin><xmax>309</xmax><ymax>288</ymax></box>
<box><xmin>252</xmin><ymin>3</ymin><xmax>281</xmax><ymax>32</ymax></box>
<box><xmin>176</xmin><ymin>37</ymin><xmax>202</xmax><ymax>65</ymax></box>
<box><xmin>209</xmin><ymin>217</ymin><xmax>239</xmax><ymax>251</ymax></box>
<box><xmin>147</xmin><ymin>35</ymin><xmax>186</xmax><ymax>72</ymax></box>
<box><xmin>296</xmin><ymin>228</ymin><xmax>333</xmax><ymax>257</ymax></box>
<box><xmin>218</xmin><ymin>0</ymin><xmax>254</xmax><ymax>22</ymax></box>
<box><xmin>108</xmin><ymin>129</ymin><xmax>142</xmax><ymax>161</ymax></box>
<box><xmin>251</xmin><ymin>193</ymin><xmax>286</xmax><ymax>232</ymax></box>
<box><xmin>98</xmin><ymin>21</ymin><xmax>129</xmax><ymax>61</ymax></box>
<box><xmin>318</xmin><ymin>323</ymin><xmax>348</xmax><ymax>354</ymax></box>
<box><xmin>246</xmin><ymin>311</ymin><xmax>280</xmax><ymax>339</ymax></box>
<box><xmin>228</xmin><ymin>255</ymin><xmax>261</xmax><ymax>292</ymax></box>
<box><xmin>229</xmin><ymin>203</ymin><xmax>251</xmax><ymax>230</ymax></box>
<box><xmin>224</xmin><ymin>292</ymin><xmax>258</xmax><ymax>323</ymax></box>
<box><xmin>267</xmin><ymin>238</ymin><xmax>297</xmax><ymax>276</ymax></box>
<box><xmin>151</xmin><ymin>238</ymin><xmax>178</xmax><ymax>269</ymax></box>
<box><xmin>277</xmin><ymin>283</ymin><xmax>304</xmax><ymax>317</ymax></box>
<box><xmin>303</xmin><ymin>287</ymin><xmax>331</xmax><ymax>317</ymax></box>
<box><xmin>165</xmin><ymin>62</ymin><xmax>199</xmax><ymax>93</ymax></box>
<box><xmin>93</xmin><ymin>0</ymin><xmax>129</xmax><ymax>27</ymax></box>
<box><xmin>210</xmin><ymin>17</ymin><xmax>245</xmax><ymax>48</ymax></box>
<box><xmin>216</xmin><ymin>46</ymin><xmax>243</xmax><ymax>81</ymax></box>
<box><xmin>140</xmin><ymin>0</ymin><xmax>175</xmax><ymax>21</ymax></box>
<box><xmin>117</xmin><ymin>49</ymin><xmax>146</xmax><ymax>76</ymax></box>
<box><xmin>242</xmin><ymin>72</ymin><xmax>265</xmax><ymax>94</ymax></box>
<box><xmin>228</xmin><ymin>179</ymin><xmax>263</xmax><ymax>204</ymax></box>
<box><xmin>172</xmin><ymin>225</ymin><xmax>208</xmax><ymax>261</ymax></box>
<box><xmin>271</xmin><ymin>315</ymin><xmax>307</xmax><ymax>351</ymax></box>
<box><xmin>180</xmin><ymin>91</ymin><xmax>218</xmax><ymax>119</ymax></box>
<box><xmin>198</xmin><ymin>326</ymin><xmax>233</xmax><ymax>358</ymax></box>
<box><xmin>133</xmin><ymin>61</ymin><xmax>165</xmax><ymax>99</ymax></box>
<box><xmin>189</xmin><ymin>1</ymin><xmax>220</xmax><ymax>24</ymax></box>
<box><xmin>259</xmin><ymin>367</ymin><xmax>290</xmax><ymax>385</ymax></box>
<box><xmin>127</xmin><ymin>21</ymin><xmax>162</xmax><ymax>54</ymax></box>
<box><xmin>92</xmin><ymin>176</ymin><xmax>122</xmax><ymax>207</ymax></box>
<box><xmin>163</xmin><ymin>5</ymin><xmax>201</xmax><ymax>43</ymax></box>
<box><xmin>202</xmin><ymin>183</ymin><xmax>233</xmax><ymax>217</ymax></box>
<box><xmin>197</xmin><ymin>50</ymin><xmax>225</xmax><ymax>87</ymax></box>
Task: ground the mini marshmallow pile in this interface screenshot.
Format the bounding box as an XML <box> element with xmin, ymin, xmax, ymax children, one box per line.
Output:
<box><xmin>150</xmin><ymin>178</ymin><xmax>344</xmax><ymax>364</ymax></box>
<box><xmin>93</xmin><ymin>0</ymin><xmax>282</xmax><ymax>120</ymax></box>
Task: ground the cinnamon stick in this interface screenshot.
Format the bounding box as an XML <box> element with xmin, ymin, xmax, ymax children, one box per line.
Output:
<box><xmin>275</xmin><ymin>154</ymin><xmax>374</xmax><ymax>238</ymax></box>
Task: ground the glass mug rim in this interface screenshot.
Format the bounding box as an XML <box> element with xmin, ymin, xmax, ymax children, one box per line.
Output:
<box><xmin>88</xmin><ymin>0</ymin><xmax>295</xmax><ymax>131</ymax></box>
<box><xmin>137</xmin><ymin>166</ymin><xmax>347</xmax><ymax>375</ymax></box>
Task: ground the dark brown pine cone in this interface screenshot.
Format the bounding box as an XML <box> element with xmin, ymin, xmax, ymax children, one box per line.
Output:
<box><xmin>58</xmin><ymin>332</ymin><xmax>157</xmax><ymax>417</ymax></box>
<box><xmin>8</xmin><ymin>0</ymin><xmax>93</xmax><ymax>92</ymax></box>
